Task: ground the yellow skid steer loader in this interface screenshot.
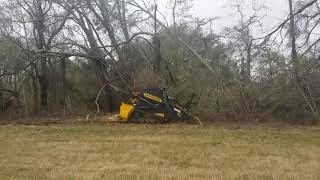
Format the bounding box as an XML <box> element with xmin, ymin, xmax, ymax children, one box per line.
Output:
<box><xmin>119</xmin><ymin>88</ymin><xmax>189</xmax><ymax>123</ymax></box>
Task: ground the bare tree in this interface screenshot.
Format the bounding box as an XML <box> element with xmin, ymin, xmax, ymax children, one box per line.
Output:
<box><xmin>224</xmin><ymin>0</ymin><xmax>267</xmax><ymax>82</ymax></box>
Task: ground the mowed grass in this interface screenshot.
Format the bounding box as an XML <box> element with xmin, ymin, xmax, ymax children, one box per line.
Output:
<box><xmin>0</xmin><ymin>123</ymin><xmax>319</xmax><ymax>180</ymax></box>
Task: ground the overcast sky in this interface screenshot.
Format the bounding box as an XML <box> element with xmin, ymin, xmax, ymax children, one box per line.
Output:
<box><xmin>194</xmin><ymin>0</ymin><xmax>288</xmax><ymax>27</ymax></box>
<box><xmin>159</xmin><ymin>0</ymin><xmax>290</xmax><ymax>35</ymax></box>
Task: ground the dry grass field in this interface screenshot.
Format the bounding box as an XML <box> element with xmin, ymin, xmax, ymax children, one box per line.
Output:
<box><xmin>0</xmin><ymin>123</ymin><xmax>319</xmax><ymax>180</ymax></box>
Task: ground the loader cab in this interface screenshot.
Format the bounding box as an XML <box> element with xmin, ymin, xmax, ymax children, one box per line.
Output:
<box><xmin>142</xmin><ymin>88</ymin><xmax>167</xmax><ymax>99</ymax></box>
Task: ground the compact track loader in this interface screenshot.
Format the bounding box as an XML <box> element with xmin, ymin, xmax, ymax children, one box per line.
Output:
<box><xmin>119</xmin><ymin>88</ymin><xmax>189</xmax><ymax>123</ymax></box>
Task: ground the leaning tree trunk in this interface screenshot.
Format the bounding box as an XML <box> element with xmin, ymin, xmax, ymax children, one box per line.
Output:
<box><xmin>288</xmin><ymin>0</ymin><xmax>320</xmax><ymax>123</ymax></box>
<box><xmin>95</xmin><ymin>60</ymin><xmax>114</xmax><ymax>112</ymax></box>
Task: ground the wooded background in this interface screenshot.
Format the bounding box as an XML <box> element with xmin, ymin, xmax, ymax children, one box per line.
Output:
<box><xmin>0</xmin><ymin>0</ymin><xmax>320</xmax><ymax>124</ymax></box>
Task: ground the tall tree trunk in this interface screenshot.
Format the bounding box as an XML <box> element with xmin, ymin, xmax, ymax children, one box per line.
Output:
<box><xmin>36</xmin><ymin>0</ymin><xmax>49</xmax><ymax>113</ymax></box>
<box><xmin>288</xmin><ymin>0</ymin><xmax>298</xmax><ymax>82</ymax></box>
<box><xmin>48</xmin><ymin>57</ymin><xmax>57</xmax><ymax>107</ymax></box>
<box><xmin>0</xmin><ymin>74</ymin><xmax>3</xmax><ymax>112</ymax></box>
<box><xmin>269</xmin><ymin>53</ymin><xmax>273</xmax><ymax>78</ymax></box>
<box><xmin>153</xmin><ymin>36</ymin><xmax>161</xmax><ymax>73</ymax></box>
<box><xmin>240</xmin><ymin>57</ymin><xmax>245</xmax><ymax>82</ymax></box>
<box><xmin>153</xmin><ymin>5</ymin><xmax>161</xmax><ymax>73</ymax></box>
<box><xmin>32</xmin><ymin>75</ymin><xmax>39</xmax><ymax>114</ymax></box>
<box><xmin>38</xmin><ymin>53</ymin><xmax>49</xmax><ymax>112</ymax></box>
<box><xmin>172</xmin><ymin>0</ymin><xmax>177</xmax><ymax>32</ymax></box>
<box><xmin>246</xmin><ymin>42</ymin><xmax>252</xmax><ymax>82</ymax></box>
<box><xmin>116</xmin><ymin>0</ymin><xmax>130</xmax><ymax>71</ymax></box>
<box><xmin>13</xmin><ymin>75</ymin><xmax>17</xmax><ymax>92</ymax></box>
<box><xmin>60</xmin><ymin>56</ymin><xmax>67</xmax><ymax>106</ymax></box>
<box><xmin>117</xmin><ymin>0</ymin><xmax>130</xmax><ymax>41</ymax></box>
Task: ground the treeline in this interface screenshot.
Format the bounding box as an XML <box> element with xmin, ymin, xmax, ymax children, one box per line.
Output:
<box><xmin>0</xmin><ymin>0</ymin><xmax>320</xmax><ymax>124</ymax></box>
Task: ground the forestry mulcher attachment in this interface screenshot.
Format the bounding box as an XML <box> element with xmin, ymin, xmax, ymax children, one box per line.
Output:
<box><xmin>119</xmin><ymin>88</ymin><xmax>190</xmax><ymax>123</ymax></box>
